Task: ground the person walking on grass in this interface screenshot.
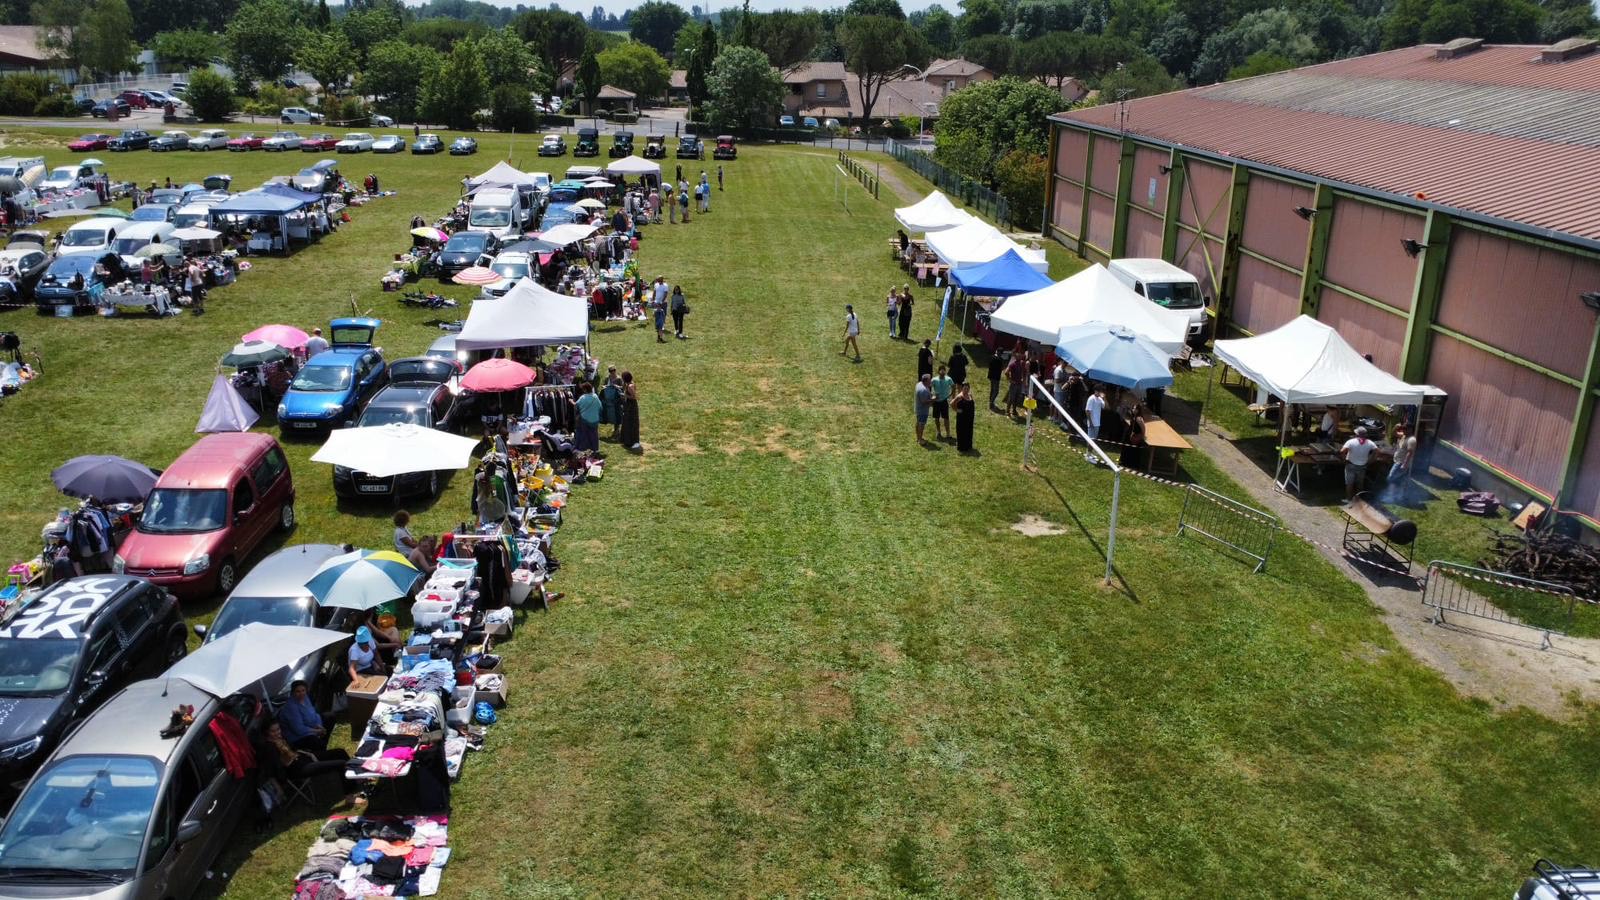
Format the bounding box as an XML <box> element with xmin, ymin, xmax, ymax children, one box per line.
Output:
<box><xmin>931</xmin><ymin>364</ymin><xmax>954</xmax><ymax>440</ymax></box>
<box><xmin>886</xmin><ymin>287</ymin><xmax>899</xmax><ymax>338</ymax></box>
<box><xmin>670</xmin><ymin>284</ymin><xmax>688</xmax><ymax>339</ymax></box>
<box><xmin>915</xmin><ymin>374</ymin><xmax>933</xmax><ymax>444</ymax></box>
<box><xmin>651</xmin><ymin>276</ymin><xmax>670</xmax><ymax>342</ymax></box>
<box><xmin>842</xmin><ymin>304</ymin><xmax>861</xmax><ymax>360</ymax></box>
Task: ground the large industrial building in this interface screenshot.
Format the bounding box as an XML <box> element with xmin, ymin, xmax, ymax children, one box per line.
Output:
<box><xmin>1047</xmin><ymin>39</ymin><xmax>1600</xmax><ymax>527</ymax></box>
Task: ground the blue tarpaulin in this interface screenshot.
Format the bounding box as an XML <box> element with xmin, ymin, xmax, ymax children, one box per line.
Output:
<box><xmin>258</xmin><ymin>182</ymin><xmax>323</xmax><ymax>205</ymax></box>
<box><xmin>950</xmin><ymin>248</ymin><xmax>1054</xmax><ymax>297</ymax></box>
<box><xmin>210</xmin><ymin>191</ymin><xmax>305</xmax><ymax>215</ymax></box>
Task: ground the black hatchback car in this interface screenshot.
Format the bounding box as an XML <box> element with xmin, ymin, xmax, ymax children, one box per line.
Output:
<box><xmin>434</xmin><ymin>230</ymin><xmax>497</xmax><ymax>279</ymax></box>
<box><xmin>107</xmin><ymin>129</ymin><xmax>153</xmax><ymax>151</ymax></box>
<box><xmin>0</xmin><ymin>575</ymin><xmax>188</xmax><ymax>793</ymax></box>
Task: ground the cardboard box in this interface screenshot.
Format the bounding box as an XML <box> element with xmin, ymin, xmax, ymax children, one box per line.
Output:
<box><xmin>474</xmin><ymin>674</ymin><xmax>508</xmax><ymax>708</ymax></box>
<box><xmin>344</xmin><ymin>674</ymin><xmax>389</xmax><ymax>739</ymax></box>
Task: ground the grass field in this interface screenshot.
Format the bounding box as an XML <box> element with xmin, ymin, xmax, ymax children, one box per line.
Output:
<box><xmin>0</xmin><ymin>127</ymin><xmax>1598</xmax><ymax>897</ymax></box>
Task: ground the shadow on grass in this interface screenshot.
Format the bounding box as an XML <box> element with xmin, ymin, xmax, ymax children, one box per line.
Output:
<box><xmin>1033</xmin><ymin>470</ymin><xmax>1141</xmax><ymax>605</ymax></box>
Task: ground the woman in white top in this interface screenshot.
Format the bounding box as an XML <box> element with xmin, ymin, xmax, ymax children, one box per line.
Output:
<box><xmin>393</xmin><ymin>509</ymin><xmax>418</xmax><ymax>555</ymax></box>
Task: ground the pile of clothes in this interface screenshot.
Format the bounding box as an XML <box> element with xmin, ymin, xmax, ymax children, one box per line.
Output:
<box><xmin>293</xmin><ymin>815</ymin><xmax>451</xmax><ymax>898</ymax></box>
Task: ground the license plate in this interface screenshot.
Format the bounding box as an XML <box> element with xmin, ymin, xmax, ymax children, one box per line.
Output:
<box><xmin>358</xmin><ymin>484</ymin><xmax>388</xmax><ymax>493</ymax></box>
<box><xmin>292</xmin><ymin>421</ymin><xmax>319</xmax><ymax>429</ymax></box>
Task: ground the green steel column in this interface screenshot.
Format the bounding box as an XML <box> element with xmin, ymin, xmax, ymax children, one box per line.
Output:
<box><xmin>1557</xmin><ymin>317</ymin><xmax>1600</xmax><ymax>508</ymax></box>
<box><xmin>1399</xmin><ymin>211</ymin><xmax>1453</xmax><ymax>384</ymax></box>
<box><xmin>1160</xmin><ymin>150</ymin><xmax>1185</xmax><ymax>262</ymax></box>
<box><xmin>1215</xmin><ymin>165</ymin><xmax>1250</xmax><ymax>333</ymax></box>
<box><xmin>1077</xmin><ymin>132</ymin><xmax>1095</xmax><ymax>257</ymax></box>
<box><xmin>1297</xmin><ymin>183</ymin><xmax>1334</xmax><ymax>317</ymax></box>
<box><xmin>1110</xmin><ymin>137</ymin><xmax>1136</xmax><ymax>258</ymax></box>
<box><xmin>1044</xmin><ymin>124</ymin><xmax>1060</xmax><ymax>236</ymax></box>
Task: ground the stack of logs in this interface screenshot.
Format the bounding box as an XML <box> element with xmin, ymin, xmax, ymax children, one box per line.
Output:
<box><xmin>1484</xmin><ymin>532</ymin><xmax>1600</xmax><ymax>601</ymax></box>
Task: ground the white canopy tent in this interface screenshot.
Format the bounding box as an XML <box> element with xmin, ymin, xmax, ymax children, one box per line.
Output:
<box><xmin>539</xmin><ymin>222</ymin><xmax>598</xmax><ymax>246</ymax></box>
<box><xmin>455</xmin><ymin>277</ymin><xmax>590</xmax><ymax>350</ymax></box>
<box><xmin>894</xmin><ymin>191</ymin><xmax>975</xmax><ymax>233</ymax></box>
<box><xmin>988</xmin><ymin>263</ymin><xmax>1190</xmax><ymax>354</ymax></box>
<box><xmin>467</xmin><ymin>161</ymin><xmax>534</xmax><ymax>189</ymax></box>
<box><xmin>1213</xmin><ymin>315</ymin><xmax>1425</xmax><ymax>406</ymax></box>
<box><xmin>605</xmin><ymin>155</ymin><xmax>661</xmax><ymax>177</ymax></box>
<box><xmin>926</xmin><ymin>219</ymin><xmax>1048</xmax><ymax>272</ymax></box>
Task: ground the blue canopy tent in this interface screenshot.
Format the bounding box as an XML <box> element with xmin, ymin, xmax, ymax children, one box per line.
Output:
<box><xmin>258</xmin><ymin>182</ymin><xmax>323</xmax><ymax>206</ymax></box>
<box><xmin>950</xmin><ymin>248</ymin><xmax>1053</xmax><ymax>297</ymax></box>
<box><xmin>208</xmin><ymin>189</ymin><xmax>326</xmax><ymax>253</ymax></box>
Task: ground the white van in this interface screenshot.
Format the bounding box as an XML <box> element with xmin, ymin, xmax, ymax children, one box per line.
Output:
<box><xmin>56</xmin><ymin>217</ymin><xmax>124</xmax><ymax>257</ymax></box>
<box><xmin>111</xmin><ymin>221</ymin><xmax>176</xmax><ymax>268</ymax></box>
<box><xmin>1108</xmin><ymin>258</ymin><xmax>1209</xmax><ymax>342</ymax></box>
<box><xmin>467</xmin><ymin>187</ymin><xmax>528</xmax><ymax>241</ymax></box>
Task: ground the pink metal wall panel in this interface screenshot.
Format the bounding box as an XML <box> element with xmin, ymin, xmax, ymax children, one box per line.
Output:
<box><xmin>1427</xmin><ymin>335</ymin><xmax>1577</xmax><ymax>493</ymax></box>
<box><xmin>1176</xmin><ymin>234</ymin><xmax>1227</xmax><ymax>298</ymax></box>
<box><xmin>1089</xmin><ymin>135</ymin><xmax>1121</xmax><ymax>195</ymax></box>
<box><xmin>1323</xmin><ymin>197</ymin><xmax>1422</xmax><ymax>310</ymax></box>
<box><xmin>1567</xmin><ymin>411</ymin><xmax>1600</xmax><ymax>522</ymax></box>
<box><xmin>1240</xmin><ymin>177</ymin><xmax>1313</xmax><ymax>267</ymax></box>
<box><xmin>1231</xmin><ymin>255</ymin><xmax>1301</xmax><ymax>334</ymax></box>
<box><xmin>1125</xmin><ymin>206</ymin><xmax>1164</xmax><ymax>258</ymax></box>
<box><xmin>1436</xmin><ymin>229</ymin><xmax>1600</xmax><ymax>380</ymax></box>
<box><xmin>1177</xmin><ymin>159</ymin><xmax>1233</xmax><ymax>235</ymax></box>
<box><xmin>1086</xmin><ymin>193</ymin><xmax>1116</xmax><ymax>252</ymax></box>
<box><xmin>1317</xmin><ymin>288</ymin><xmax>1406</xmax><ymax>375</ymax></box>
<box><xmin>1129</xmin><ymin>146</ymin><xmax>1168</xmax><ymax>214</ymax></box>
<box><xmin>1052</xmin><ymin>180</ymin><xmax>1083</xmax><ymax>239</ymax></box>
<box><xmin>1056</xmin><ymin>128</ymin><xmax>1089</xmax><ymax>183</ymax></box>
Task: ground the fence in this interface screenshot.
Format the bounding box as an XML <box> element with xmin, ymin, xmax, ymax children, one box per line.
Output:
<box><xmin>885</xmin><ymin>137</ymin><xmax>1011</xmax><ymax>229</ymax></box>
<box><xmin>1420</xmin><ymin>560</ymin><xmax>1577</xmax><ymax>649</ymax></box>
<box><xmin>1176</xmin><ymin>484</ymin><xmax>1280</xmax><ymax>573</ymax></box>
<box><xmin>837</xmin><ymin>152</ymin><xmax>881</xmax><ymax>199</ymax></box>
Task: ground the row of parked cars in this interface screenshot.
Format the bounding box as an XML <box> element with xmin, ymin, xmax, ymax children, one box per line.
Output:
<box><xmin>537</xmin><ymin>130</ymin><xmax>734</xmax><ymax>160</ymax></box>
<box><xmin>69</xmin><ymin>129</ymin><xmax>478</xmax><ymax>156</ymax></box>
<box><xmin>86</xmin><ymin>86</ymin><xmax>187</xmax><ymax>118</ymax></box>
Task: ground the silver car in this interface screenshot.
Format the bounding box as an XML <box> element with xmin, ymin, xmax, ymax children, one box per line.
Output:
<box><xmin>0</xmin><ymin>680</ymin><xmax>260</xmax><ymax>899</ymax></box>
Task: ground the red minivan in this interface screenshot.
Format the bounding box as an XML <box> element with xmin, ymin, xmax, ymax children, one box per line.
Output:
<box><xmin>114</xmin><ymin>433</ymin><xmax>296</xmax><ymax>599</ymax></box>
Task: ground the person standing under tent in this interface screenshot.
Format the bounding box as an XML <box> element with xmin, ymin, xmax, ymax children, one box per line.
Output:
<box><xmin>1339</xmin><ymin>425</ymin><xmax>1376</xmax><ymax>503</ymax></box>
<box><xmin>1120</xmin><ymin>406</ymin><xmax>1147</xmax><ymax>469</ymax></box>
<box><xmin>917</xmin><ymin>339</ymin><xmax>934</xmax><ymax>380</ymax></box>
<box><xmin>842</xmin><ymin>304</ymin><xmax>861</xmax><ymax>361</ymax></box>
<box><xmin>1384</xmin><ymin>423</ymin><xmax>1418</xmax><ymax>502</ymax></box>
<box><xmin>930</xmin><ymin>364</ymin><xmax>954</xmax><ymax>441</ymax></box>
<box><xmin>1051</xmin><ymin>359</ymin><xmax>1070</xmax><ymax>423</ymax></box>
<box><xmin>618</xmin><ymin>371</ymin><xmax>642</xmax><ymax>451</ymax></box>
<box><xmin>1085</xmin><ymin>386</ymin><xmax>1105</xmax><ymax>442</ymax></box>
<box><xmin>885</xmin><ymin>288</ymin><xmax>898</xmax><ymax>338</ymax></box>
<box><xmin>897</xmin><ymin>285</ymin><xmax>914</xmax><ymax>339</ymax></box>
<box><xmin>954</xmin><ymin>382</ymin><xmax>976</xmax><ymax>453</ymax></box>
<box><xmin>1005</xmin><ymin>350</ymin><xmax>1027</xmax><ymax>418</ymax></box>
<box><xmin>670</xmin><ymin>284</ymin><xmax>688</xmax><ymax>339</ymax></box>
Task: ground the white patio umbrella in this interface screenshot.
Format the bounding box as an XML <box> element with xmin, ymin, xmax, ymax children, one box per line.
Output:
<box><xmin>171</xmin><ymin>226</ymin><xmax>222</xmax><ymax>241</ymax></box>
<box><xmin>311</xmin><ymin>423</ymin><xmax>481</xmax><ymax>478</ymax></box>
<box><xmin>164</xmin><ymin>623</ymin><xmax>349</xmax><ymax>697</ymax></box>
<box><xmin>574</xmin><ymin>198</ymin><xmax>606</xmax><ymax>210</ymax></box>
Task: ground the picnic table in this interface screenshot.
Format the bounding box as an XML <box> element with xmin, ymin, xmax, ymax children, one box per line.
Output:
<box><xmin>1274</xmin><ymin>440</ymin><xmax>1393</xmax><ymax>494</ymax></box>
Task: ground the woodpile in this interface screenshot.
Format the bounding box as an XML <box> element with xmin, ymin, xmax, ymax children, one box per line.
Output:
<box><xmin>1484</xmin><ymin>532</ymin><xmax>1600</xmax><ymax>600</ymax></box>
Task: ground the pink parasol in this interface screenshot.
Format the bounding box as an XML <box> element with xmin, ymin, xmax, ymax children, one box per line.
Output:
<box><xmin>461</xmin><ymin>358</ymin><xmax>535</xmax><ymax>392</ymax></box>
<box><xmin>241</xmin><ymin>324</ymin><xmax>310</xmax><ymax>349</ymax></box>
<box><xmin>452</xmin><ymin>266</ymin><xmax>503</xmax><ymax>286</ymax></box>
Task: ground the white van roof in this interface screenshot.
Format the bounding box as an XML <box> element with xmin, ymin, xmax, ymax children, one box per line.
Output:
<box><xmin>65</xmin><ymin>216</ymin><xmax>124</xmax><ymax>233</ymax></box>
<box><xmin>473</xmin><ymin>188</ymin><xmax>515</xmax><ymax>204</ymax></box>
<box><xmin>116</xmin><ymin>221</ymin><xmax>173</xmax><ymax>241</ymax></box>
<box><xmin>1109</xmin><ymin>258</ymin><xmax>1198</xmax><ymax>282</ymax></box>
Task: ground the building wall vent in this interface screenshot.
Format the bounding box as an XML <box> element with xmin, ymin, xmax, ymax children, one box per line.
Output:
<box><xmin>1541</xmin><ymin>37</ymin><xmax>1598</xmax><ymax>62</ymax></box>
<box><xmin>1435</xmin><ymin>38</ymin><xmax>1485</xmax><ymax>60</ymax></box>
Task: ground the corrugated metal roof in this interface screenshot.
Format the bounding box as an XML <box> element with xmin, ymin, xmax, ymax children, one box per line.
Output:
<box><xmin>1058</xmin><ymin>44</ymin><xmax>1600</xmax><ymax>244</ymax></box>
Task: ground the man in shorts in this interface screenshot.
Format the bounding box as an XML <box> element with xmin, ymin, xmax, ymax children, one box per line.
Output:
<box><xmin>914</xmin><ymin>373</ymin><xmax>932</xmax><ymax>444</ymax></box>
<box><xmin>1340</xmin><ymin>425</ymin><xmax>1376</xmax><ymax>503</ymax></box>
<box><xmin>930</xmin><ymin>364</ymin><xmax>954</xmax><ymax>440</ymax></box>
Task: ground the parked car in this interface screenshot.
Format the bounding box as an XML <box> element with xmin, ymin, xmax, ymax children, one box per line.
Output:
<box><xmin>146</xmin><ymin>187</ymin><xmax>188</xmax><ymax>207</ymax></box>
<box><xmin>66</xmin><ymin>133</ymin><xmax>111</xmax><ymax>152</ymax></box>
<box><xmin>370</xmin><ymin>113</ymin><xmax>395</xmax><ymax>127</ymax></box>
<box><xmin>0</xmin><ymin>575</ymin><xmax>188</xmax><ymax>795</ymax></box>
<box><xmin>40</xmin><ymin>164</ymin><xmax>88</xmax><ymax>193</ymax></box>
<box><xmin>278</xmin><ymin>318</ymin><xmax>387</xmax><ymax>434</ymax></box>
<box><xmin>281</xmin><ymin>106</ymin><xmax>322</xmax><ymax>124</ymax></box>
<box><xmin>107</xmin><ymin>129</ymin><xmax>153</xmax><ymax>151</ymax></box>
<box><xmin>676</xmin><ymin>134</ymin><xmax>703</xmax><ymax>159</ymax></box>
<box><xmin>292</xmin><ymin>160</ymin><xmax>340</xmax><ymax>193</ymax></box>
<box><xmin>170</xmin><ymin>79</ymin><xmax>188</xmax><ymax>92</ymax></box>
<box><xmin>144</xmin><ymin>89</ymin><xmax>178</xmax><ymax>107</ymax></box>
<box><xmin>334</xmin><ymin>360</ymin><xmax>461</xmax><ymax>499</ymax></box>
<box><xmin>425</xmin><ymin>334</ymin><xmax>474</xmax><ymax>370</ymax></box>
<box><xmin>112</xmin><ymin>432</ymin><xmax>295</xmax><ymax>599</ymax></box>
<box><xmin>434</xmin><ymin>231</ymin><xmax>497</xmax><ymax>279</ymax></box>
<box><xmin>449</xmin><ymin>136</ymin><xmax>478</xmax><ymax>155</ymax></box>
<box><xmin>372</xmin><ymin>134</ymin><xmax>406</xmax><ymax>153</ymax></box>
<box><xmin>486</xmin><ymin>249</ymin><xmax>537</xmax><ymax>296</ymax></box>
<box><xmin>0</xmin><ymin>233</ymin><xmax>51</xmax><ymax>304</ymax></box>
<box><xmin>300</xmin><ymin>133</ymin><xmax>338</xmax><ymax>152</ymax></box>
<box><xmin>149</xmin><ymin>130</ymin><xmax>191</xmax><ymax>152</ymax></box>
<box><xmin>573</xmin><ymin>128</ymin><xmax>600</xmax><ymax>157</ymax></box>
<box><xmin>73</xmin><ymin>96</ymin><xmax>94</xmax><ymax>113</ymax></box>
<box><xmin>778</xmin><ymin>115</ymin><xmax>795</xmax><ymax>127</ymax></box>
<box><xmin>188</xmin><ymin>128</ymin><xmax>229</xmax><ymax>151</ymax></box>
<box><xmin>129</xmin><ymin>203</ymin><xmax>177</xmax><ymax>223</ymax></box>
<box><xmin>823</xmin><ymin>117</ymin><xmax>841</xmax><ymax>129</ymax></box>
<box><xmin>116</xmin><ymin>90</ymin><xmax>149</xmax><ymax>110</ymax></box>
<box><xmin>91</xmin><ymin>98</ymin><xmax>130</xmax><ymax>118</ymax></box>
<box><xmin>335</xmin><ymin>132</ymin><xmax>375</xmax><ymax>153</ymax></box>
<box><xmin>537</xmin><ymin>134</ymin><xmax>566</xmax><ymax>157</ymax></box>
<box><xmin>282</xmin><ymin>78</ymin><xmax>299</xmax><ymax>89</ymax></box>
<box><xmin>33</xmin><ymin>254</ymin><xmax>111</xmax><ymax>310</ymax></box>
<box><xmin>226</xmin><ymin>133</ymin><xmax>264</xmax><ymax>151</ymax></box>
<box><xmin>642</xmin><ymin>133</ymin><xmax>666</xmax><ymax>159</ymax></box>
<box><xmin>111</xmin><ymin>221</ymin><xmax>176</xmax><ymax>270</ymax></box>
<box><xmin>713</xmin><ymin>134</ymin><xmax>737</xmax><ymax>160</ymax></box>
<box><xmin>55</xmin><ymin>216</ymin><xmax>123</xmax><ymax>257</ymax></box>
<box><xmin>262</xmin><ymin>130</ymin><xmax>303</xmax><ymax>151</ymax></box>
<box><xmin>608</xmin><ymin>131</ymin><xmax>634</xmax><ymax>158</ymax></box>
<box><xmin>802</xmin><ymin>116</ymin><xmax>819</xmax><ymax>128</ymax></box>
<box><xmin>412</xmin><ymin>133</ymin><xmax>443</xmax><ymax>154</ymax></box>
<box><xmin>0</xmin><ymin>679</ymin><xmax>263</xmax><ymax>897</ymax></box>
<box><xmin>195</xmin><ymin>544</ymin><xmax>355</xmax><ymax>704</ymax></box>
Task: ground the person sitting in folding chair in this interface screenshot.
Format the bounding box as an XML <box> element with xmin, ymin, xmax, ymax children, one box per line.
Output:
<box><xmin>262</xmin><ymin>718</ymin><xmax>354</xmax><ymax>810</ymax></box>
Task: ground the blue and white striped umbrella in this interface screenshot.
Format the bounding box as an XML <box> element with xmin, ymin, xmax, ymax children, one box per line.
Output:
<box><xmin>1054</xmin><ymin>323</ymin><xmax>1175</xmax><ymax>391</ymax></box>
<box><xmin>304</xmin><ymin>549</ymin><xmax>419</xmax><ymax>610</ymax></box>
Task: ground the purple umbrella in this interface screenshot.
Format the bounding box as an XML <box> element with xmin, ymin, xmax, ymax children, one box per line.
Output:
<box><xmin>51</xmin><ymin>455</ymin><xmax>158</xmax><ymax>504</ymax></box>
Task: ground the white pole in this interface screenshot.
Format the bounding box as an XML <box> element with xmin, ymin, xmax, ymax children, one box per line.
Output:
<box><xmin>1022</xmin><ymin>401</ymin><xmax>1034</xmax><ymax>467</ymax></box>
<box><xmin>1106</xmin><ymin>470</ymin><xmax>1121</xmax><ymax>584</ymax></box>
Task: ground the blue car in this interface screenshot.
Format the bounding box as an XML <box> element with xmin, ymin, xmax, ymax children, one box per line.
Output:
<box><xmin>277</xmin><ymin>317</ymin><xmax>386</xmax><ymax>434</ymax></box>
<box><xmin>540</xmin><ymin>203</ymin><xmax>586</xmax><ymax>227</ymax></box>
<box><xmin>33</xmin><ymin>254</ymin><xmax>111</xmax><ymax>310</ymax></box>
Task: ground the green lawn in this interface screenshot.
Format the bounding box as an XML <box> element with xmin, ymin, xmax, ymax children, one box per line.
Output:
<box><xmin>1</xmin><ymin>129</ymin><xmax>1597</xmax><ymax>897</ymax></box>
